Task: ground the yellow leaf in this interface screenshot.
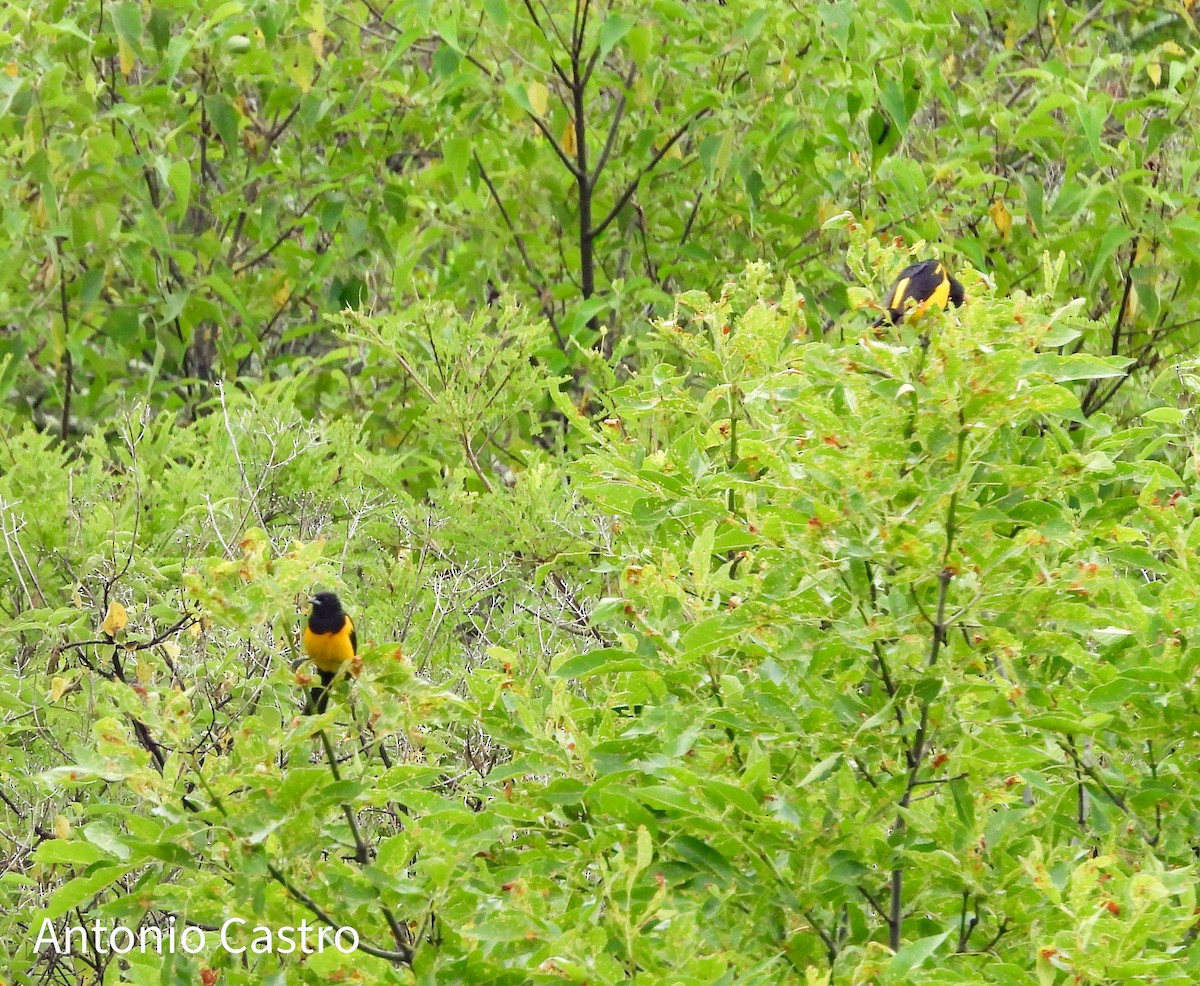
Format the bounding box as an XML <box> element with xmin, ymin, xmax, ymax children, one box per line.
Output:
<box><xmin>102</xmin><ymin>601</ymin><xmax>128</xmax><ymax>637</ymax></box>
<box><xmin>273</xmin><ymin>282</ymin><xmax>291</xmax><ymax>306</ymax></box>
<box><xmin>305</xmin><ymin>3</ymin><xmax>326</xmax><ymax>32</ymax></box>
<box><xmin>562</xmin><ymin>120</ymin><xmax>576</xmax><ymax>156</ymax></box>
<box><xmin>308</xmin><ymin>29</ymin><xmax>324</xmax><ymax>61</ymax></box>
<box><xmin>287</xmin><ymin>51</ymin><xmax>313</xmax><ymax>93</ymax></box>
<box><xmin>4</xmin><ymin>62</ymin><xmax>16</xmax><ymax>78</ymax></box>
<box><xmin>664</xmin><ymin>140</ymin><xmax>682</xmax><ymax>161</ymax></box>
<box><xmin>53</xmin><ymin>815</ymin><xmax>71</xmax><ymax>840</ymax></box>
<box><xmin>1147</xmin><ymin>61</ymin><xmax>1162</xmax><ymax>86</ymax></box>
<box><xmin>989</xmin><ymin>197</ymin><xmax>1012</xmax><ymax>241</ymax></box>
<box><xmin>1124</xmin><ymin>286</ymin><xmax>1139</xmax><ymax>322</ymax></box>
<box><xmin>527</xmin><ymin>81</ymin><xmax>549</xmax><ymax>117</ymax></box>
<box><xmin>51</xmin><ymin>676</ymin><xmax>68</xmax><ymax>702</ymax></box>
<box><xmin>117</xmin><ymin>37</ymin><xmax>135</xmax><ymax>77</ymax></box>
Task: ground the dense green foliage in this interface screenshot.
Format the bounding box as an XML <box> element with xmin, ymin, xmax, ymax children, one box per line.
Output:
<box><xmin>6</xmin><ymin>0</ymin><xmax>1200</xmax><ymax>982</ymax></box>
<box><xmin>7</xmin><ymin>243</ymin><xmax>1200</xmax><ymax>982</ymax></box>
<box><xmin>3</xmin><ymin>0</ymin><xmax>1200</xmax><ymax>423</ymax></box>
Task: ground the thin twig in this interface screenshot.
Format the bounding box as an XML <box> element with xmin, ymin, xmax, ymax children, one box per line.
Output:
<box><xmin>591</xmin><ymin>108</ymin><xmax>712</xmax><ymax>238</ymax></box>
<box><xmin>527</xmin><ymin>111</ymin><xmax>585</xmax><ymax>178</ymax></box>
<box><xmin>590</xmin><ymin>64</ymin><xmax>636</xmax><ymax>185</ymax></box>
<box><xmin>472</xmin><ymin>152</ymin><xmax>567</xmax><ymax>350</ymax></box>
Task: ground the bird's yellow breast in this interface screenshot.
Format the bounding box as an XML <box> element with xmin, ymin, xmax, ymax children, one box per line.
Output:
<box><xmin>304</xmin><ymin>620</ymin><xmax>355</xmax><ymax>673</ymax></box>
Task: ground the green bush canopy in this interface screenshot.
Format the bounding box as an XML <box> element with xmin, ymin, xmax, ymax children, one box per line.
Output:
<box><xmin>4</xmin><ymin>1</ymin><xmax>1200</xmax><ymax>983</ymax></box>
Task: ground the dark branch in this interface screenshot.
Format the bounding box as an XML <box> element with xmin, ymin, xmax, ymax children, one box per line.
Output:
<box><xmin>591</xmin><ymin>108</ymin><xmax>711</xmax><ymax>238</ymax></box>
<box><xmin>527</xmin><ymin>111</ymin><xmax>585</xmax><ymax>179</ymax></box>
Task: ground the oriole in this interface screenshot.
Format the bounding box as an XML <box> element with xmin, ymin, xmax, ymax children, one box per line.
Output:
<box><xmin>875</xmin><ymin>259</ymin><xmax>964</xmax><ymax>326</ymax></box>
<box><xmin>304</xmin><ymin>592</ymin><xmax>356</xmax><ymax>713</ymax></box>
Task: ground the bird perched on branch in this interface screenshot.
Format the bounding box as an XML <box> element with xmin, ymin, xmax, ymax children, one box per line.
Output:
<box><xmin>875</xmin><ymin>259</ymin><xmax>964</xmax><ymax>327</ymax></box>
<box><xmin>304</xmin><ymin>592</ymin><xmax>356</xmax><ymax>713</ymax></box>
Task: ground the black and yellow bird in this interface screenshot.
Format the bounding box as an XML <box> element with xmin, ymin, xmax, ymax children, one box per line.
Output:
<box><xmin>875</xmin><ymin>259</ymin><xmax>964</xmax><ymax>327</ymax></box>
<box><xmin>304</xmin><ymin>591</ymin><xmax>356</xmax><ymax>713</ymax></box>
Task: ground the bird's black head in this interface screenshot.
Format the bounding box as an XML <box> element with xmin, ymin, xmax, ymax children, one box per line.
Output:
<box><xmin>949</xmin><ymin>274</ymin><xmax>965</xmax><ymax>309</ymax></box>
<box><xmin>309</xmin><ymin>592</ymin><xmax>344</xmax><ymax>619</ymax></box>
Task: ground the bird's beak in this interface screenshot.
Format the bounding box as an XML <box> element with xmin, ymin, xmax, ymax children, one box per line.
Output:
<box><xmin>307</xmin><ymin>595</ymin><xmax>318</xmax><ymax>607</ymax></box>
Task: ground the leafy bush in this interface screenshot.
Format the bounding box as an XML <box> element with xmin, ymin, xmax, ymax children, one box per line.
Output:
<box><xmin>6</xmin><ymin>253</ymin><xmax>1200</xmax><ymax>982</ymax></box>
<box><xmin>4</xmin><ymin>0</ymin><xmax>1200</xmax><ymax>430</ymax></box>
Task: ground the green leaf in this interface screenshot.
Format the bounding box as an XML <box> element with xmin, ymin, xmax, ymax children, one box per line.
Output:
<box><xmin>878</xmin><ymin>81</ymin><xmax>910</xmax><ymax>137</ymax></box>
<box><xmin>635</xmin><ymin>824</ymin><xmax>653</xmax><ymax>873</ymax></box>
<box><xmin>671</xmin><ymin>834</ymin><xmax>735</xmax><ymax>879</ymax></box>
<box><xmin>553</xmin><ymin>648</ymin><xmax>647</xmax><ymax>679</ymax></box>
<box><xmin>483</xmin><ymin>0</ymin><xmax>508</xmax><ymax>28</ymax></box>
<box><xmin>688</xmin><ymin>520</ymin><xmax>716</xmax><ymax>594</ymax></box>
<box><xmin>798</xmin><ymin>754</ymin><xmax>843</xmax><ymax>788</ymax></box>
<box><xmin>627</xmin><ymin>23</ymin><xmax>653</xmax><ymax>62</ymax></box>
<box><xmin>636</xmin><ymin>785</ymin><xmax>699</xmax><ymax>814</ymax></box>
<box><xmin>167</xmin><ymin>159</ymin><xmax>190</xmax><ymax>217</ymax></box>
<box><xmin>679</xmin><ymin>614</ymin><xmax>739</xmax><ymax>657</ymax></box>
<box><xmin>1075</xmin><ymin>99</ymin><xmax>1108</xmax><ymax>163</ymax></box>
<box><xmin>205</xmin><ymin>93</ymin><xmax>239</xmax><ymax>148</ymax></box>
<box><xmin>110</xmin><ymin>2</ymin><xmax>143</xmax><ymax>55</ymax></box>
<box><xmin>1171</xmin><ymin>216</ymin><xmax>1200</xmax><ymax>265</ymax></box>
<box><xmin>1089</xmin><ymin>224</ymin><xmax>1133</xmax><ymax>286</ymax></box>
<box><xmin>1022</xmin><ymin>353</ymin><xmax>1133</xmax><ymax>381</ymax></box>
<box><xmin>33</xmin><ymin>841</ymin><xmax>110</xmax><ymax>866</ymax></box>
<box><xmin>887</xmin><ymin>932</ymin><xmax>950</xmax><ymax>979</ymax></box>
<box><xmin>44</xmin><ymin>866</ymin><xmax>129</xmax><ymax>919</ymax></box>
<box><xmin>1085</xmin><ymin>675</ymin><xmax>1150</xmax><ymax>711</ymax></box>
<box><xmin>598</xmin><ymin>15</ymin><xmax>632</xmax><ymax>60</ymax></box>
<box><xmin>566</xmin><ymin>295</ymin><xmax>613</xmax><ymax>335</ymax></box>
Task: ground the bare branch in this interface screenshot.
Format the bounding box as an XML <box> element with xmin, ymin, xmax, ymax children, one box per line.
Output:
<box><xmin>473</xmin><ymin>153</ymin><xmax>567</xmax><ymax>350</ymax></box>
<box><xmin>232</xmin><ymin>185</ymin><xmax>321</xmax><ymax>274</ymax></box>
<box><xmin>591</xmin><ymin>108</ymin><xmax>711</xmax><ymax>239</ymax></box>
<box><xmin>590</xmin><ymin>64</ymin><xmax>636</xmax><ymax>185</ymax></box>
<box><xmin>59</xmin><ymin>612</ymin><xmax>200</xmax><ymax>655</ymax></box>
<box><xmin>528</xmin><ymin>111</ymin><xmax>585</xmax><ymax>179</ymax></box>
<box><xmin>520</xmin><ymin>0</ymin><xmax>573</xmax><ymax>87</ymax></box>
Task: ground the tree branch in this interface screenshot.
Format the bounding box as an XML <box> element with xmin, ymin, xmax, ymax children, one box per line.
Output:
<box><xmin>60</xmin><ymin>612</ymin><xmax>200</xmax><ymax>654</ymax></box>
<box><xmin>591</xmin><ymin>108</ymin><xmax>711</xmax><ymax>238</ymax></box>
<box><xmin>472</xmin><ymin>153</ymin><xmax>567</xmax><ymax>350</ymax></box>
<box><xmin>590</xmin><ymin>64</ymin><xmax>636</xmax><ymax>185</ymax></box>
<box><xmin>804</xmin><ymin>909</ymin><xmax>839</xmax><ymax>965</ymax></box>
<box><xmin>520</xmin><ymin>0</ymin><xmax>573</xmax><ymax>87</ymax></box>
<box><xmin>527</xmin><ymin>110</ymin><xmax>585</xmax><ymax>179</ymax></box>
<box><xmin>232</xmin><ymin>190</ymin><xmax>324</xmax><ymax>274</ymax></box>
